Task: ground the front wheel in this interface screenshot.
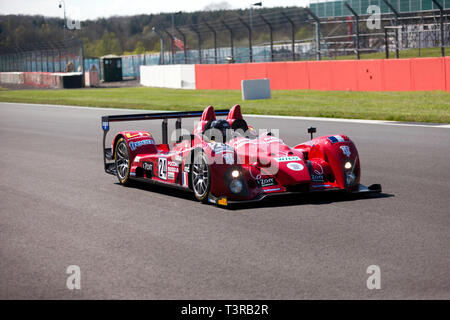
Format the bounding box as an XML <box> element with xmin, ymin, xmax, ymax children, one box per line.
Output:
<box><xmin>115</xmin><ymin>138</ymin><xmax>131</xmax><ymax>185</ymax></box>
<box><xmin>191</xmin><ymin>151</ymin><xmax>211</xmax><ymax>203</ymax></box>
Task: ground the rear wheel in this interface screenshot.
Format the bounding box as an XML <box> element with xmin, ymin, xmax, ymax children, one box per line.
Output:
<box><xmin>115</xmin><ymin>138</ymin><xmax>131</xmax><ymax>185</ymax></box>
<box><xmin>191</xmin><ymin>151</ymin><xmax>211</xmax><ymax>203</ymax></box>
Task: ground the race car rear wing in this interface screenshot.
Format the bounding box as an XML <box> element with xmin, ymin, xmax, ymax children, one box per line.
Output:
<box><xmin>101</xmin><ymin>109</ymin><xmax>229</xmax><ymax>173</ymax></box>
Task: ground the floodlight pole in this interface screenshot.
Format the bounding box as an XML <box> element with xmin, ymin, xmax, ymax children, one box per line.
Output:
<box><xmin>305</xmin><ymin>8</ymin><xmax>321</xmax><ymax>60</ymax></box>
<box><xmin>431</xmin><ymin>0</ymin><xmax>445</xmax><ymax>57</ymax></box>
<box><xmin>59</xmin><ymin>0</ymin><xmax>66</xmax><ymax>40</ymax></box>
<box><xmin>222</xmin><ymin>20</ymin><xmax>234</xmax><ymax>62</ymax></box>
<box><xmin>281</xmin><ymin>11</ymin><xmax>296</xmax><ymax>61</ymax></box>
<box><xmin>203</xmin><ymin>20</ymin><xmax>217</xmax><ymax>64</ymax></box>
<box><xmin>344</xmin><ymin>2</ymin><xmax>360</xmax><ymax>60</ymax></box>
<box><xmin>249</xmin><ymin>2</ymin><xmax>262</xmax><ymax>36</ymax></box>
<box><xmin>259</xmin><ymin>13</ymin><xmax>274</xmax><ymax>62</ymax></box>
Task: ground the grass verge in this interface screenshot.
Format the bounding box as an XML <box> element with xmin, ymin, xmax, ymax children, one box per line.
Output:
<box><xmin>0</xmin><ymin>86</ymin><xmax>449</xmax><ymax>123</ymax></box>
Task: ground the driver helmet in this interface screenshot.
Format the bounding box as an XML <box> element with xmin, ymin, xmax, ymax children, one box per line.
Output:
<box><xmin>208</xmin><ymin>119</ymin><xmax>231</xmax><ymax>142</ymax></box>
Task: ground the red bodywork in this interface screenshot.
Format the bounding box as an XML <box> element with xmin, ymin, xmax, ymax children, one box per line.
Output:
<box><xmin>105</xmin><ymin>105</ymin><xmax>379</xmax><ymax>206</ymax></box>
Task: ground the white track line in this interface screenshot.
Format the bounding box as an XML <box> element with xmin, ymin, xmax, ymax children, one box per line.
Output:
<box><xmin>1</xmin><ymin>102</ymin><xmax>449</xmax><ymax>129</ymax></box>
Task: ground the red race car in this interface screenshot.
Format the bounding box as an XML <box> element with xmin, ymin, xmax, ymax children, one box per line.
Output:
<box><xmin>101</xmin><ymin>105</ymin><xmax>381</xmax><ymax>207</ymax></box>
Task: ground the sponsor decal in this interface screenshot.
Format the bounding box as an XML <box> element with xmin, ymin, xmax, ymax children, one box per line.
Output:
<box><xmin>182</xmin><ymin>172</ymin><xmax>189</xmax><ymax>187</ymax></box>
<box><xmin>130</xmin><ymin>172</ymin><xmax>136</xmax><ymax>177</ymax></box>
<box><xmin>264</xmin><ymin>187</ymin><xmax>281</xmax><ymax>192</ymax></box>
<box><xmin>275</xmin><ymin>156</ymin><xmax>301</xmax><ymax>162</ymax></box>
<box><xmin>209</xmin><ymin>142</ymin><xmax>234</xmax><ymax>154</ymax></box>
<box><xmin>328</xmin><ymin>135</ymin><xmax>345</xmax><ymax>144</ymax></box>
<box><xmin>311</xmin><ymin>163</ymin><xmax>324</xmax><ymax>182</ymax></box>
<box><xmin>129</xmin><ymin>139</ymin><xmax>154</xmax><ymax>151</ymax></box>
<box><xmin>168</xmin><ymin>172</ymin><xmax>175</xmax><ymax>179</ymax></box>
<box><xmin>264</xmin><ymin>136</ymin><xmax>283</xmax><ymax>144</ymax></box>
<box><xmin>287</xmin><ymin>162</ymin><xmax>304</xmax><ymax>171</ymax></box>
<box><xmin>125</xmin><ymin>132</ymin><xmax>151</xmax><ymax>139</ymax></box>
<box><xmin>311</xmin><ymin>174</ymin><xmax>324</xmax><ymax>182</ymax></box>
<box><xmin>168</xmin><ymin>161</ymin><xmax>179</xmax><ymax>173</ymax></box>
<box><xmin>217</xmin><ymin>197</ymin><xmax>228</xmax><ymax>206</ymax></box>
<box><xmin>183</xmin><ymin>165</ymin><xmax>190</xmax><ymax>173</ymax></box>
<box><xmin>223</xmin><ymin>153</ymin><xmax>234</xmax><ymax>165</ymax></box>
<box><xmin>312</xmin><ymin>184</ymin><xmax>332</xmax><ymax>188</ymax></box>
<box><xmin>340</xmin><ymin>145</ymin><xmax>351</xmax><ymax>157</ymax></box>
<box><xmin>257</xmin><ymin>177</ymin><xmax>277</xmax><ymax>188</ymax></box>
<box><xmin>102</xmin><ymin>121</ymin><xmax>109</xmax><ymax>130</ymax></box>
<box><xmin>142</xmin><ymin>162</ymin><xmax>153</xmax><ymax>171</ymax></box>
<box><xmin>158</xmin><ymin>157</ymin><xmax>167</xmax><ymax>180</ymax></box>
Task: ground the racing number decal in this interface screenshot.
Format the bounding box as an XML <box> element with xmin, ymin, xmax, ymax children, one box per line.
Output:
<box><xmin>158</xmin><ymin>158</ymin><xmax>167</xmax><ymax>180</ymax></box>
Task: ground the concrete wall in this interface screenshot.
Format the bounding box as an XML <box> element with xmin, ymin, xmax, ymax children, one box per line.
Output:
<box><xmin>0</xmin><ymin>72</ymin><xmax>24</xmax><ymax>84</ymax></box>
<box><xmin>195</xmin><ymin>57</ymin><xmax>450</xmax><ymax>92</ymax></box>
<box><xmin>0</xmin><ymin>72</ymin><xmax>84</xmax><ymax>88</ymax></box>
<box><xmin>140</xmin><ymin>65</ymin><xmax>196</xmax><ymax>89</ymax></box>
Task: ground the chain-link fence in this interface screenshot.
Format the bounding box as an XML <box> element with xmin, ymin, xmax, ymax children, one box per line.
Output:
<box><xmin>0</xmin><ymin>37</ymin><xmax>84</xmax><ymax>73</ymax></box>
<box><xmin>1</xmin><ymin>5</ymin><xmax>449</xmax><ymax>79</ymax></box>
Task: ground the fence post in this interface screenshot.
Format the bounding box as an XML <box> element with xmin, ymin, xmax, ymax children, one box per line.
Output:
<box><xmin>190</xmin><ymin>26</ymin><xmax>202</xmax><ymax>64</ymax></box>
<box><xmin>222</xmin><ymin>20</ymin><xmax>234</xmax><ymax>63</ymax></box>
<box><xmin>418</xmin><ymin>31</ymin><xmax>421</xmax><ymax>57</ymax></box>
<box><xmin>305</xmin><ymin>8</ymin><xmax>321</xmax><ymax>61</ymax></box>
<box><xmin>163</xmin><ymin>29</ymin><xmax>175</xmax><ymax>64</ymax></box>
<box><xmin>281</xmin><ymin>12</ymin><xmax>296</xmax><ymax>61</ymax></box>
<box><xmin>381</xmin><ymin>0</ymin><xmax>400</xmax><ymax>58</ymax></box>
<box><xmin>152</xmin><ymin>27</ymin><xmax>165</xmax><ymax>65</ymax></box>
<box><xmin>175</xmin><ymin>26</ymin><xmax>187</xmax><ymax>64</ymax></box>
<box><xmin>344</xmin><ymin>2</ymin><xmax>360</xmax><ymax>60</ymax></box>
<box><xmin>259</xmin><ymin>14</ymin><xmax>274</xmax><ymax>62</ymax></box>
<box><xmin>384</xmin><ymin>28</ymin><xmax>389</xmax><ymax>59</ymax></box>
<box><xmin>431</xmin><ymin>0</ymin><xmax>445</xmax><ymax>57</ymax></box>
<box><xmin>238</xmin><ymin>17</ymin><xmax>252</xmax><ymax>62</ymax></box>
<box><xmin>204</xmin><ymin>20</ymin><xmax>217</xmax><ymax>64</ymax></box>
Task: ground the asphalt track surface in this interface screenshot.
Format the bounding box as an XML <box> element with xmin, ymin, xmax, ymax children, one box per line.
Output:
<box><xmin>1</xmin><ymin>102</ymin><xmax>449</xmax><ymax>299</ymax></box>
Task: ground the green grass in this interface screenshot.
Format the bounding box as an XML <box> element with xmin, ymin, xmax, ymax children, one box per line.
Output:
<box><xmin>0</xmin><ymin>87</ymin><xmax>449</xmax><ymax>123</ymax></box>
<box><xmin>327</xmin><ymin>47</ymin><xmax>450</xmax><ymax>60</ymax></box>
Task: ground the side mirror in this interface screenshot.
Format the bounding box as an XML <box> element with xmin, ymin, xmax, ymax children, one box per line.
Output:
<box><xmin>307</xmin><ymin>127</ymin><xmax>316</xmax><ymax>140</ymax></box>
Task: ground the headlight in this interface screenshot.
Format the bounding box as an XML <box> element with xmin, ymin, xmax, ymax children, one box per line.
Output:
<box><xmin>345</xmin><ymin>172</ymin><xmax>356</xmax><ymax>187</ymax></box>
<box><xmin>231</xmin><ymin>169</ymin><xmax>240</xmax><ymax>178</ymax></box>
<box><xmin>229</xmin><ymin>179</ymin><xmax>243</xmax><ymax>194</ymax></box>
<box><xmin>344</xmin><ymin>161</ymin><xmax>352</xmax><ymax>170</ymax></box>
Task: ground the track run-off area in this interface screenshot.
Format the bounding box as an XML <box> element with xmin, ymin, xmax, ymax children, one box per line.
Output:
<box><xmin>0</xmin><ymin>102</ymin><xmax>449</xmax><ymax>299</ymax></box>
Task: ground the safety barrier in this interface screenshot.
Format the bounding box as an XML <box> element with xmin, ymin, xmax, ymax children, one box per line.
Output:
<box><xmin>140</xmin><ymin>65</ymin><xmax>196</xmax><ymax>89</ymax></box>
<box><xmin>0</xmin><ymin>71</ymin><xmax>84</xmax><ymax>88</ymax></box>
<box><xmin>195</xmin><ymin>57</ymin><xmax>450</xmax><ymax>91</ymax></box>
<box><xmin>0</xmin><ymin>72</ymin><xmax>25</xmax><ymax>84</ymax></box>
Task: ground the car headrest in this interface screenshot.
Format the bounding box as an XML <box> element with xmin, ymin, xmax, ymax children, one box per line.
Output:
<box><xmin>200</xmin><ymin>105</ymin><xmax>216</xmax><ymax>122</ymax></box>
<box><xmin>231</xmin><ymin>119</ymin><xmax>249</xmax><ymax>132</ymax></box>
<box><xmin>227</xmin><ymin>104</ymin><xmax>243</xmax><ymax>120</ymax></box>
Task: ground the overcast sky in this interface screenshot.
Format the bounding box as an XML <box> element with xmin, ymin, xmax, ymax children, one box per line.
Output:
<box><xmin>0</xmin><ymin>0</ymin><xmax>312</xmax><ymax>20</ymax></box>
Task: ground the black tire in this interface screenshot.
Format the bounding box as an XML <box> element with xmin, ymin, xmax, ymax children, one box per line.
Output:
<box><xmin>191</xmin><ymin>150</ymin><xmax>211</xmax><ymax>203</ymax></box>
<box><xmin>115</xmin><ymin>138</ymin><xmax>131</xmax><ymax>185</ymax></box>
